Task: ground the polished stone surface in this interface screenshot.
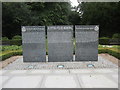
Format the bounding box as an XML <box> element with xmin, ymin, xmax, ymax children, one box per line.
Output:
<box><xmin>75</xmin><ymin>25</ymin><xmax>99</xmax><ymax>61</ymax></box>
<box><xmin>22</xmin><ymin>26</ymin><xmax>46</xmax><ymax>62</ymax></box>
<box><xmin>47</xmin><ymin>26</ymin><xmax>73</xmax><ymax>62</ymax></box>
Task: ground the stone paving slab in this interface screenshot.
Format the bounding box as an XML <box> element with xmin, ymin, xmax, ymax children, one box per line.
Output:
<box><xmin>77</xmin><ymin>74</ymin><xmax>118</xmax><ymax>88</ymax></box>
<box><xmin>0</xmin><ymin>68</ymin><xmax>118</xmax><ymax>88</ymax></box>
<box><xmin>41</xmin><ymin>75</ymin><xmax>80</xmax><ymax>88</ymax></box>
<box><xmin>2</xmin><ymin>75</ymin><xmax>43</xmax><ymax>88</ymax></box>
<box><xmin>0</xmin><ymin>55</ymin><xmax>118</xmax><ymax>89</ymax></box>
<box><xmin>3</xmin><ymin>55</ymin><xmax>118</xmax><ymax>70</ymax></box>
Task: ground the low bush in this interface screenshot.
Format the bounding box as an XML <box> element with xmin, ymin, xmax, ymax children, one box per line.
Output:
<box><xmin>112</xmin><ymin>33</ymin><xmax>120</xmax><ymax>39</ymax></box>
<box><xmin>99</xmin><ymin>37</ymin><xmax>110</xmax><ymax>45</ymax></box>
<box><xmin>99</xmin><ymin>37</ymin><xmax>110</xmax><ymax>39</ymax></box>
<box><xmin>98</xmin><ymin>48</ymin><xmax>108</xmax><ymax>53</ymax></box>
<box><xmin>1</xmin><ymin>37</ymin><xmax>9</xmax><ymax>40</ymax></box>
<box><xmin>1</xmin><ymin>45</ymin><xmax>22</xmax><ymax>51</ymax></box>
<box><xmin>0</xmin><ymin>50</ymin><xmax>22</xmax><ymax>61</ymax></box>
<box><xmin>10</xmin><ymin>39</ymin><xmax>22</xmax><ymax>46</ymax></box>
<box><xmin>107</xmin><ymin>49</ymin><xmax>120</xmax><ymax>59</ymax></box>
<box><xmin>1</xmin><ymin>39</ymin><xmax>22</xmax><ymax>46</ymax></box>
<box><xmin>12</xmin><ymin>35</ymin><xmax>22</xmax><ymax>40</ymax></box>
<box><xmin>1</xmin><ymin>36</ymin><xmax>22</xmax><ymax>46</ymax></box>
<box><xmin>99</xmin><ymin>39</ymin><xmax>109</xmax><ymax>45</ymax></box>
<box><xmin>98</xmin><ymin>48</ymin><xmax>120</xmax><ymax>59</ymax></box>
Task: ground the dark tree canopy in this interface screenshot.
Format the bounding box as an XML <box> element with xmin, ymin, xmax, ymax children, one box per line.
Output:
<box><xmin>2</xmin><ymin>2</ymin><xmax>74</xmax><ymax>38</ymax></box>
<box><xmin>78</xmin><ymin>2</ymin><xmax>120</xmax><ymax>37</ymax></box>
<box><xmin>2</xmin><ymin>2</ymin><xmax>120</xmax><ymax>38</ymax></box>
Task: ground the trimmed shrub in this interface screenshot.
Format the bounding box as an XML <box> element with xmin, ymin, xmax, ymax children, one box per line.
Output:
<box><xmin>98</xmin><ymin>48</ymin><xmax>108</xmax><ymax>53</ymax></box>
<box><xmin>1</xmin><ymin>45</ymin><xmax>22</xmax><ymax>51</ymax></box>
<box><xmin>112</xmin><ymin>33</ymin><xmax>120</xmax><ymax>39</ymax></box>
<box><xmin>1</xmin><ymin>40</ymin><xmax>10</xmax><ymax>45</ymax></box>
<box><xmin>11</xmin><ymin>35</ymin><xmax>22</xmax><ymax>45</ymax></box>
<box><xmin>1</xmin><ymin>39</ymin><xmax>22</xmax><ymax>46</ymax></box>
<box><xmin>98</xmin><ymin>48</ymin><xmax>120</xmax><ymax>59</ymax></box>
<box><xmin>0</xmin><ymin>50</ymin><xmax>22</xmax><ymax>61</ymax></box>
<box><xmin>99</xmin><ymin>39</ymin><xmax>110</xmax><ymax>45</ymax></box>
<box><xmin>99</xmin><ymin>37</ymin><xmax>110</xmax><ymax>45</ymax></box>
<box><xmin>12</xmin><ymin>35</ymin><xmax>22</xmax><ymax>40</ymax></box>
<box><xmin>107</xmin><ymin>49</ymin><xmax>120</xmax><ymax>59</ymax></box>
<box><xmin>109</xmin><ymin>39</ymin><xmax>120</xmax><ymax>45</ymax></box>
<box><xmin>2</xmin><ymin>37</ymin><xmax>9</xmax><ymax>40</ymax></box>
<box><xmin>1</xmin><ymin>37</ymin><xmax>10</xmax><ymax>45</ymax></box>
<box><xmin>99</xmin><ymin>37</ymin><xmax>110</xmax><ymax>39</ymax></box>
<box><xmin>10</xmin><ymin>39</ymin><xmax>22</xmax><ymax>46</ymax></box>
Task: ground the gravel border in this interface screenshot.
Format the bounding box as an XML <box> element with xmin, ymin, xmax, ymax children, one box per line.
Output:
<box><xmin>0</xmin><ymin>56</ymin><xmax>22</xmax><ymax>69</ymax></box>
<box><xmin>99</xmin><ymin>54</ymin><xmax>119</xmax><ymax>66</ymax></box>
<box><xmin>2</xmin><ymin>54</ymin><xmax>118</xmax><ymax>70</ymax></box>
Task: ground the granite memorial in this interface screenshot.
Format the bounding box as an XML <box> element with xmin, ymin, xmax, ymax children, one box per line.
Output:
<box><xmin>47</xmin><ymin>26</ymin><xmax>73</xmax><ymax>62</ymax></box>
<box><xmin>22</xmin><ymin>26</ymin><xmax>46</xmax><ymax>62</ymax></box>
<box><xmin>75</xmin><ymin>25</ymin><xmax>99</xmax><ymax>61</ymax></box>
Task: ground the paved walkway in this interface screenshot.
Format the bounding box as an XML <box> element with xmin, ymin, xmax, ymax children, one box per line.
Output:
<box><xmin>0</xmin><ymin>55</ymin><xmax>118</xmax><ymax>89</ymax></box>
<box><xmin>0</xmin><ymin>68</ymin><xmax>118</xmax><ymax>88</ymax></box>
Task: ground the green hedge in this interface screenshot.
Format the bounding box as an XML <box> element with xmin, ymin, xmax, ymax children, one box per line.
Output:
<box><xmin>9</xmin><ymin>39</ymin><xmax>22</xmax><ymax>46</ymax></box>
<box><xmin>1</xmin><ymin>37</ymin><xmax>9</xmax><ymax>40</ymax></box>
<box><xmin>112</xmin><ymin>33</ymin><xmax>120</xmax><ymax>39</ymax></box>
<box><xmin>99</xmin><ymin>37</ymin><xmax>120</xmax><ymax>45</ymax></box>
<box><xmin>1</xmin><ymin>45</ymin><xmax>22</xmax><ymax>51</ymax></box>
<box><xmin>1</xmin><ymin>39</ymin><xmax>22</xmax><ymax>46</ymax></box>
<box><xmin>12</xmin><ymin>35</ymin><xmax>22</xmax><ymax>40</ymax></box>
<box><xmin>99</xmin><ymin>39</ymin><xmax>120</xmax><ymax>45</ymax></box>
<box><xmin>98</xmin><ymin>48</ymin><xmax>108</xmax><ymax>53</ymax></box>
<box><xmin>107</xmin><ymin>49</ymin><xmax>120</xmax><ymax>59</ymax></box>
<box><xmin>99</xmin><ymin>39</ymin><xmax>110</xmax><ymax>45</ymax></box>
<box><xmin>0</xmin><ymin>50</ymin><xmax>22</xmax><ymax>61</ymax></box>
<box><xmin>98</xmin><ymin>48</ymin><xmax>120</xmax><ymax>59</ymax></box>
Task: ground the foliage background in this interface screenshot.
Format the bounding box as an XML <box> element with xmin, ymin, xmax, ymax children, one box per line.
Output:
<box><xmin>2</xmin><ymin>2</ymin><xmax>120</xmax><ymax>39</ymax></box>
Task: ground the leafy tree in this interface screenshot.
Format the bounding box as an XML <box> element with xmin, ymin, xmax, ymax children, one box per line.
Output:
<box><xmin>68</xmin><ymin>10</ymin><xmax>81</xmax><ymax>25</ymax></box>
<box><xmin>27</xmin><ymin>2</ymin><xmax>71</xmax><ymax>25</ymax></box>
<box><xmin>2</xmin><ymin>3</ymin><xmax>32</xmax><ymax>38</ymax></box>
<box><xmin>2</xmin><ymin>2</ymin><xmax>74</xmax><ymax>38</ymax></box>
<box><xmin>3</xmin><ymin>2</ymin><xmax>120</xmax><ymax>39</ymax></box>
<box><xmin>78</xmin><ymin>2</ymin><xmax>120</xmax><ymax>37</ymax></box>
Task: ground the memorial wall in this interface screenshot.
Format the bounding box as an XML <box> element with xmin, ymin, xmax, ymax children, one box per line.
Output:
<box><xmin>22</xmin><ymin>25</ymin><xmax>99</xmax><ymax>62</ymax></box>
